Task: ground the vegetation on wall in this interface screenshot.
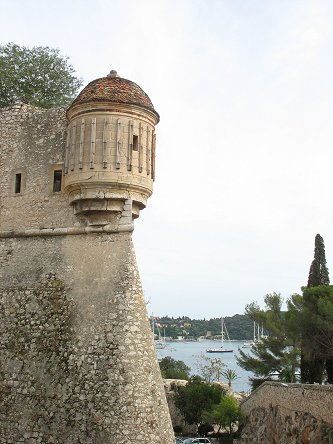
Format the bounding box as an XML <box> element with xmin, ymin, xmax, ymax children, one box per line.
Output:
<box><xmin>0</xmin><ymin>42</ymin><xmax>82</xmax><ymax>108</ymax></box>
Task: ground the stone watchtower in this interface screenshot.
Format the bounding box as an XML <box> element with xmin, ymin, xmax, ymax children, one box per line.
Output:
<box><xmin>0</xmin><ymin>72</ymin><xmax>174</xmax><ymax>443</ymax></box>
<box><xmin>65</xmin><ymin>69</ymin><xmax>158</xmax><ymax>226</ymax></box>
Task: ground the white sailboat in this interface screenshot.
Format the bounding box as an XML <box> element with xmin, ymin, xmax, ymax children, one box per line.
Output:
<box><xmin>206</xmin><ymin>317</ymin><xmax>233</xmax><ymax>353</ymax></box>
<box><xmin>151</xmin><ymin>315</ymin><xmax>166</xmax><ymax>349</ymax></box>
<box><xmin>242</xmin><ymin>321</ymin><xmax>267</xmax><ymax>348</ymax></box>
<box><xmin>155</xmin><ymin>326</ymin><xmax>167</xmax><ymax>349</ymax></box>
<box><xmin>242</xmin><ymin>321</ymin><xmax>256</xmax><ymax>348</ymax></box>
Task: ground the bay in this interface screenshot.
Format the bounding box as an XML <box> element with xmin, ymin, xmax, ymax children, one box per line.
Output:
<box><xmin>156</xmin><ymin>339</ymin><xmax>254</xmax><ymax>393</ymax></box>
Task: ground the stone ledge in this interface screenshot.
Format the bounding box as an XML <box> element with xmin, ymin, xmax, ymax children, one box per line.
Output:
<box><xmin>0</xmin><ymin>224</ymin><xmax>134</xmax><ymax>238</ymax></box>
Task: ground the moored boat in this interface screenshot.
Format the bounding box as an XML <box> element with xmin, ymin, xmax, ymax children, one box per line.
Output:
<box><xmin>206</xmin><ymin>317</ymin><xmax>233</xmax><ymax>353</ymax></box>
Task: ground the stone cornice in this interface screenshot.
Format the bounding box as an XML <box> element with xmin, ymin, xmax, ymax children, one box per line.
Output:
<box><xmin>0</xmin><ymin>224</ymin><xmax>134</xmax><ymax>239</ymax></box>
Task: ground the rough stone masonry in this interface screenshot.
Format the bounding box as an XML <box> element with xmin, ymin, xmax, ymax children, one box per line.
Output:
<box><xmin>0</xmin><ymin>73</ymin><xmax>174</xmax><ymax>443</ymax></box>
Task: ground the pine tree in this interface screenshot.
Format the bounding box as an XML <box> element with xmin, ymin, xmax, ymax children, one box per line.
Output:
<box><xmin>237</xmin><ymin>293</ymin><xmax>300</xmax><ymax>387</ymax></box>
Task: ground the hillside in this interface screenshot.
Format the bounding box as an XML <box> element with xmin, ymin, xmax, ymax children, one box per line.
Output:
<box><xmin>153</xmin><ymin>314</ymin><xmax>254</xmax><ymax>340</ymax></box>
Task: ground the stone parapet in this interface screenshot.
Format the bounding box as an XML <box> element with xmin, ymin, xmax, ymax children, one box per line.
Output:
<box><xmin>239</xmin><ymin>382</ymin><xmax>333</xmax><ymax>444</ymax></box>
<box><xmin>241</xmin><ymin>381</ymin><xmax>333</xmax><ymax>425</ymax></box>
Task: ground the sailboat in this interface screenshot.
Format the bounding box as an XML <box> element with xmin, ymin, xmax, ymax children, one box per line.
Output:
<box><xmin>151</xmin><ymin>315</ymin><xmax>166</xmax><ymax>349</ymax></box>
<box><xmin>242</xmin><ymin>321</ymin><xmax>267</xmax><ymax>348</ymax></box>
<box><xmin>206</xmin><ymin>317</ymin><xmax>233</xmax><ymax>353</ymax></box>
<box><xmin>155</xmin><ymin>326</ymin><xmax>167</xmax><ymax>349</ymax></box>
<box><xmin>242</xmin><ymin>321</ymin><xmax>256</xmax><ymax>348</ymax></box>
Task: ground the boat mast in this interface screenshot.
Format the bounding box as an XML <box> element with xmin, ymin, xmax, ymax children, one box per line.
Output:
<box><xmin>221</xmin><ymin>317</ymin><xmax>224</xmax><ymax>348</ymax></box>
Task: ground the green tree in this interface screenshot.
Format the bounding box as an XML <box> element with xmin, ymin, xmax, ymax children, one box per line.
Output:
<box><xmin>158</xmin><ymin>314</ymin><xmax>255</xmax><ymax>340</ymax></box>
<box><xmin>173</xmin><ymin>376</ymin><xmax>225</xmax><ymax>430</ymax></box>
<box><xmin>212</xmin><ymin>395</ymin><xmax>244</xmax><ymax>436</ymax></box>
<box><xmin>302</xmin><ymin>234</ymin><xmax>330</xmax><ymax>383</ymax></box>
<box><xmin>301</xmin><ymin>285</ymin><xmax>333</xmax><ymax>383</ymax></box>
<box><xmin>221</xmin><ymin>369</ymin><xmax>239</xmax><ymax>388</ymax></box>
<box><xmin>195</xmin><ymin>353</ymin><xmax>225</xmax><ymax>382</ymax></box>
<box><xmin>0</xmin><ymin>42</ymin><xmax>82</xmax><ymax>108</ymax></box>
<box><xmin>159</xmin><ymin>356</ymin><xmax>190</xmax><ymax>380</ymax></box>
<box><xmin>237</xmin><ymin>293</ymin><xmax>300</xmax><ymax>387</ymax></box>
<box><xmin>307</xmin><ymin>234</ymin><xmax>330</xmax><ymax>287</ymax></box>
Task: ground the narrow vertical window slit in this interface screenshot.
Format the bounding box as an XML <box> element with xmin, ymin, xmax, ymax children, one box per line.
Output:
<box><xmin>53</xmin><ymin>170</ymin><xmax>62</xmax><ymax>192</ymax></box>
<box><xmin>15</xmin><ymin>173</ymin><xmax>22</xmax><ymax>194</ymax></box>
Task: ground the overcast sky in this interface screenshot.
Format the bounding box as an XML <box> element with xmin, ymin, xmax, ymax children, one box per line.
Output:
<box><xmin>1</xmin><ymin>0</ymin><xmax>333</xmax><ymax>318</ymax></box>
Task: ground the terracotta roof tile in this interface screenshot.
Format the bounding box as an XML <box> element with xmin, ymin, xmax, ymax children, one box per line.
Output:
<box><xmin>70</xmin><ymin>76</ymin><xmax>157</xmax><ymax>114</ymax></box>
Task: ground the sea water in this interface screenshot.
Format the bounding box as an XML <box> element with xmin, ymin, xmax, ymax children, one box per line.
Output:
<box><xmin>156</xmin><ymin>339</ymin><xmax>254</xmax><ymax>393</ymax></box>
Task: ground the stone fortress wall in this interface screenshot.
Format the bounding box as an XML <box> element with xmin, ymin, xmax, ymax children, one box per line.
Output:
<box><xmin>0</xmin><ymin>232</ymin><xmax>172</xmax><ymax>443</ymax></box>
<box><xmin>0</xmin><ymin>74</ymin><xmax>174</xmax><ymax>444</ymax></box>
<box><xmin>0</xmin><ymin>104</ymin><xmax>75</xmax><ymax>231</ymax></box>
<box><xmin>239</xmin><ymin>381</ymin><xmax>333</xmax><ymax>443</ymax></box>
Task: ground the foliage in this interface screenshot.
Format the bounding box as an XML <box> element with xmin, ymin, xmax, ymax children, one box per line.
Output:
<box><xmin>302</xmin><ymin>234</ymin><xmax>332</xmax><ymax>383</ymax></box>
<box><xmin>300</xmin><ymin>285</ymin><xmax>333</xmax><ymax>383</ymax></box>
<box><xmin>307</xmin><ymin>234</ymin><xmax>330</xmax><ymax>287</ymax></box>
<box><xmin>159</xmin><ymin>356</ymin><xmax>190</xmax><ymax>380</ymax></box>
<box><xmin>197</xmin><ymin>423</ymin><xmax>214</xmax><ymax>436</ymax></box>
<box><xmin>221</xmin><ymin>369</ymin><xmax>239</xmax><ymax>388</ymax></box>
<box><xmin>173</xmin><ymin>376</ymin><xmax>225</xmax><ymax>429</ymax></box>
<box><xmin>195</xmin><ymin>353</ymin><xmax>225</xmax><ymax>382</ymax></box>
<box><xmin>156</xmin><ymin>314</ymin><xmax>254</xmax><ymax>340</ymax></box>
<box><xmin>212</xmin><ymin>395</ymin><xmax>244</xmax><ymax>436</ymax></box>
<box><xmin>0</xmin><ymin>42</ymin><xmax>82</xmax><ymax>108</ymax></box>
<box><xmin>237</xmin><ymin>293</ymin><xmax>300</xmax><ymax>383</ymax></box>
<box><xmin>236</xmin><ymin>236</ymin><xmax>333</xmax><ymax>386</ymax></box>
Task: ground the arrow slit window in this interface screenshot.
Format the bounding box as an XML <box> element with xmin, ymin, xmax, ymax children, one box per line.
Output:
<box><xmin>53</xmin><ymin>170</ymin><xmax>62</xmax><ymax>192</ymax></box>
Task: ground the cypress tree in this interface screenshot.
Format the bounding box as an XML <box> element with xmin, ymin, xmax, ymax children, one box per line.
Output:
<box><xmin>307</xmin><ymin>234</ymin><xmax>330</xmax><ymax>287</ymax></box>
<box><xmin>301</xmin><ymin>234</ymin><xmax>330</xmax><ymax>383</ymax></box>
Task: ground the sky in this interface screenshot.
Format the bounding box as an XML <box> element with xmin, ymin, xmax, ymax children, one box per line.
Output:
<box><xmin>1</xmin><ymin>0</ymin><xmax>333</xmax><ymax>318</ymax></box>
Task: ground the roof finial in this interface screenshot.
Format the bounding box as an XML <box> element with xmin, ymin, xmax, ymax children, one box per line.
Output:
<box><xmin>107</xmin><ymin>70</ymin><xmax>119</xmax><ymax>78</ymax></box>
